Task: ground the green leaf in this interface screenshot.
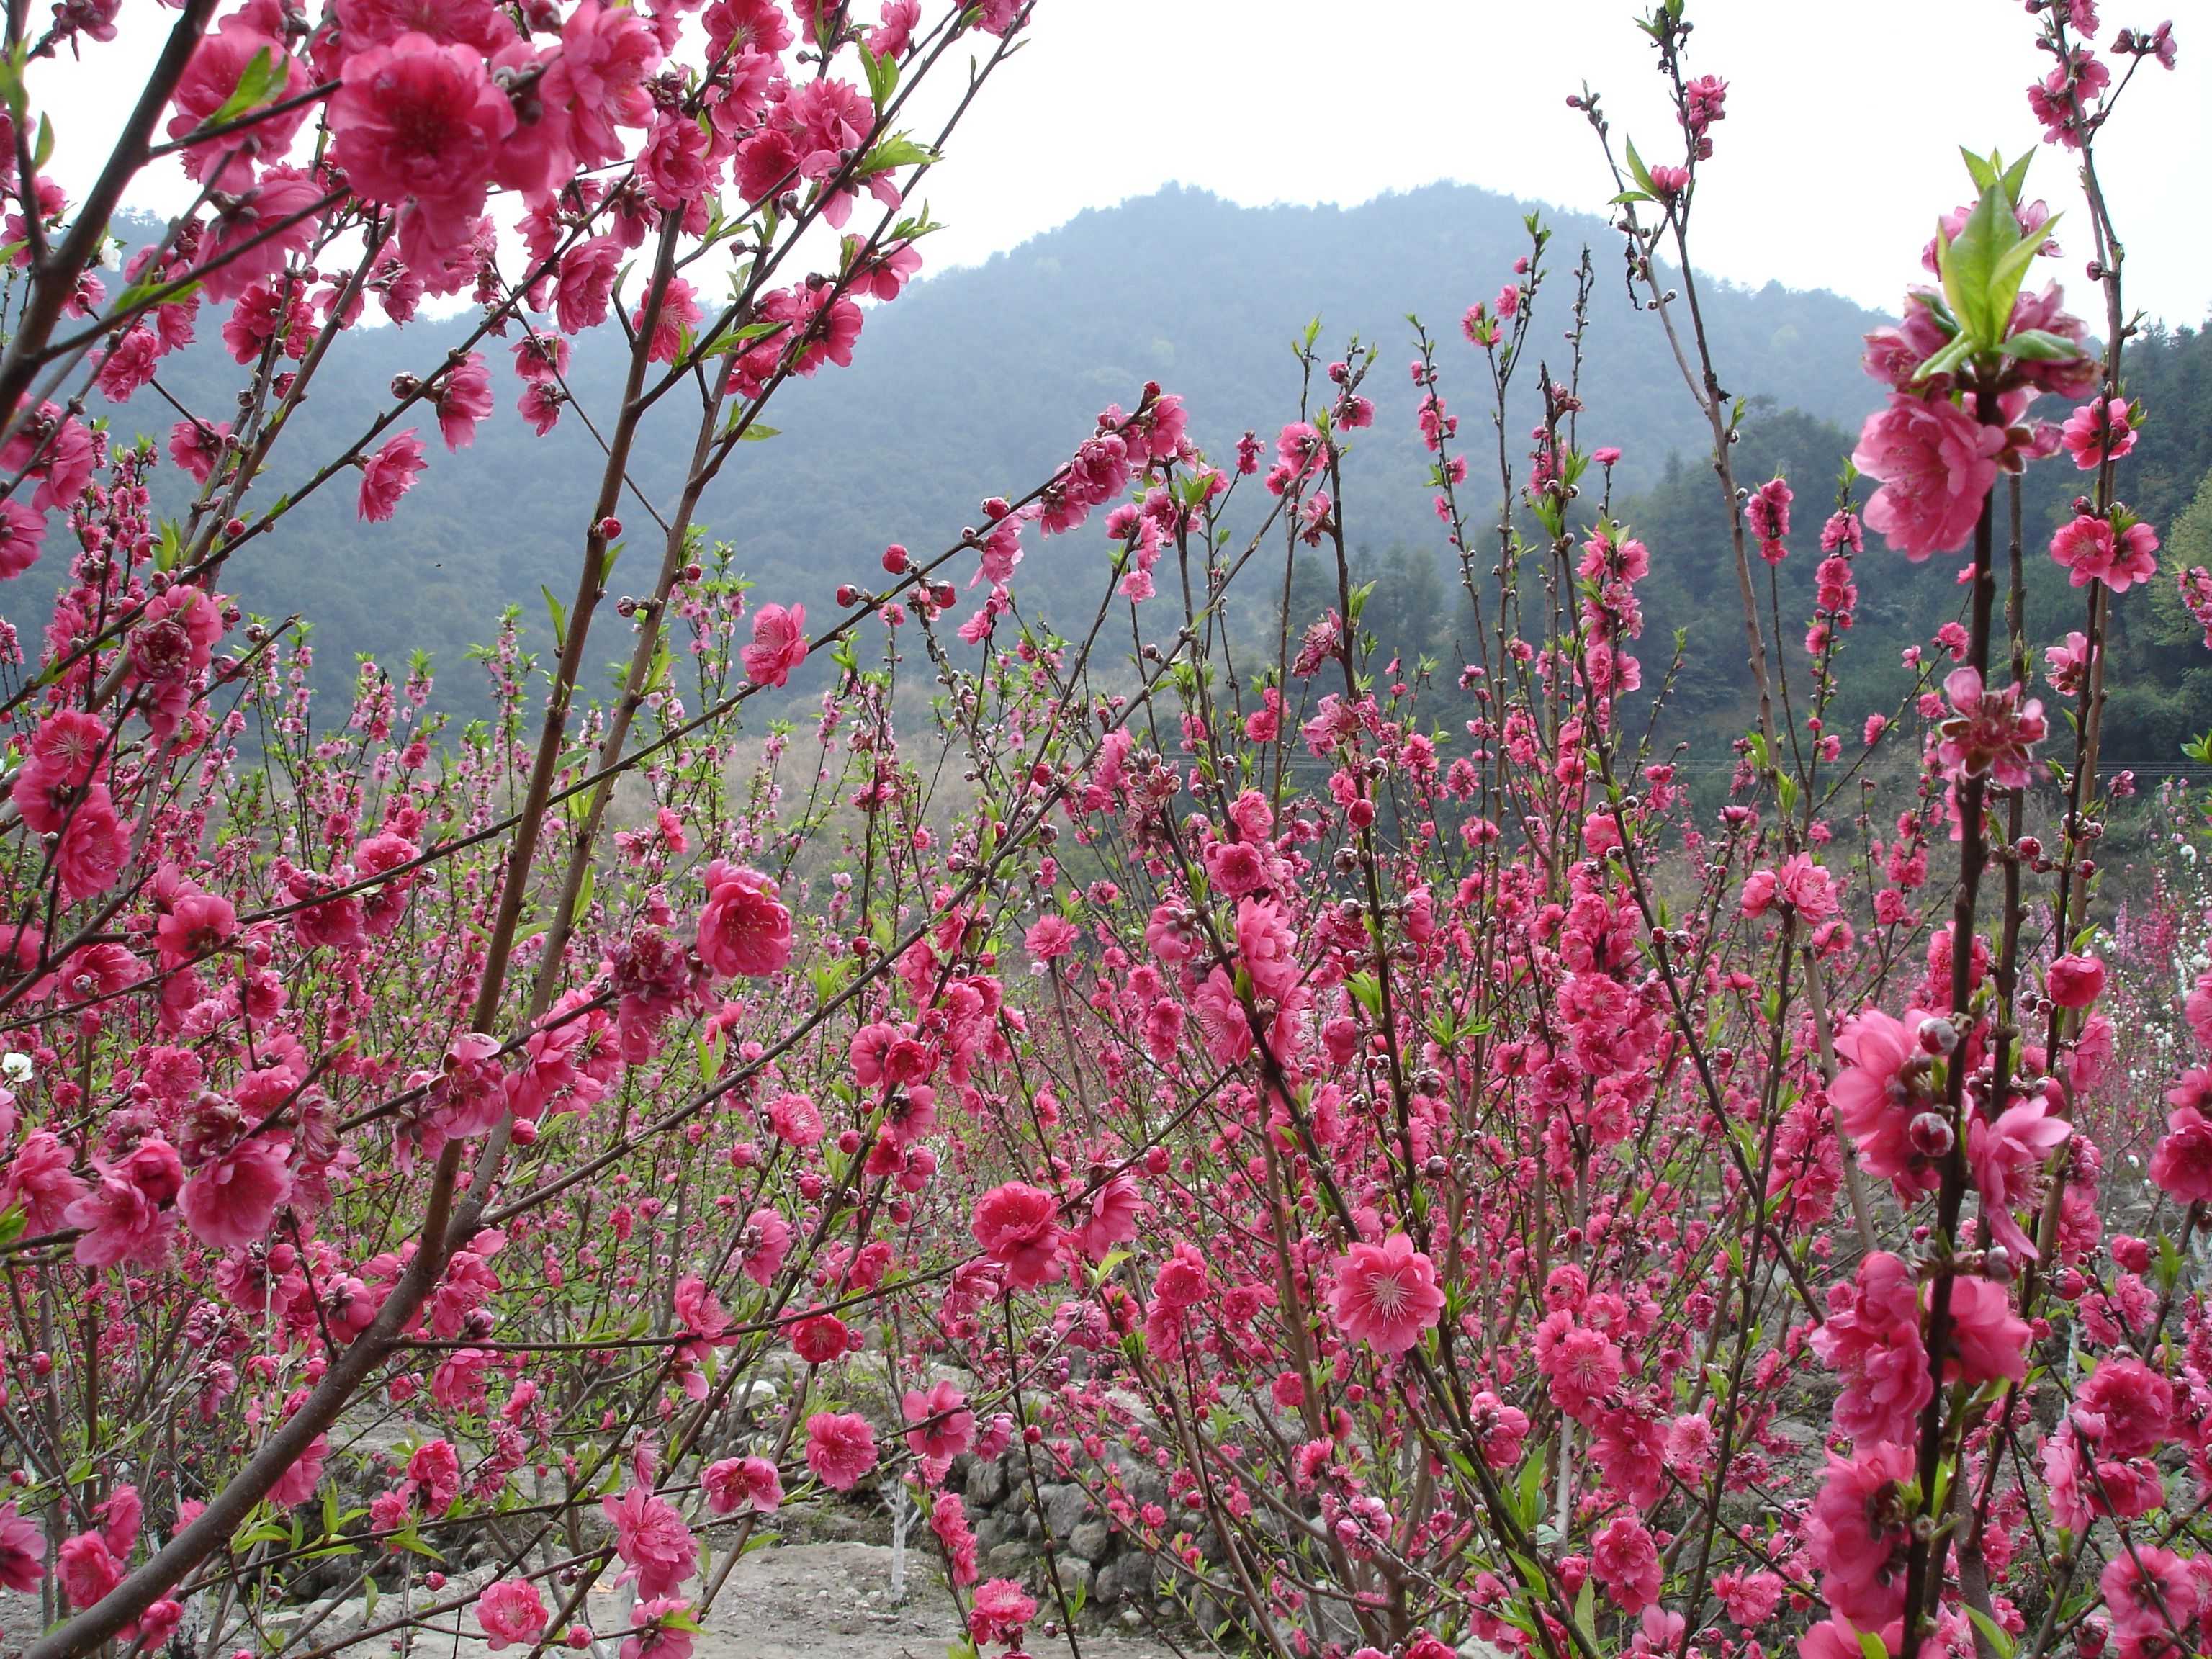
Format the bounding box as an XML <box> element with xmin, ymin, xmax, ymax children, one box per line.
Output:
<box><xmin>1858</xmin><ymin>1632</ymin><xmax>1892</xmax><ymax>1659</ymax></box>
<box><xmin>2003</xmin><ymin>327</ymin><xmax>2082</xmax><ymax>362</ymax></box>
<box><xmin>32</xmin><ymin>112</ymin><xmax>52</xmax><ymax>174</ymax></box>
<box><xmin>1346</xmin><ymin>971</ymin><xmax>1383</xmax><ymax>1019</ymax></box>
<box><xmin>858</xmin><ymin>135</ymin><xmax>935</xmax><ymax>174</ymax></box>
<box><xmin>1985</xmin><ymin>213</ymin><xmax>2059</xmax><ymax>313</ymax></box>
<box><xmin>539</xmin><ymin>584</ymin><xmax>568</xmax><ymax>653</ymax></box>
<box><xmin>569</xmin><ymin>863</ymin><xmax>595</xmax><ymax>927</ymax></box>
<box><xmin>2157</xmin><ymin>1228</ymin><xmax>2185</xmax><ymax>1293</ymax></box>
<box><xmin>1913</xmin><ymin>334</ymin><xmax>1978</xmax><ymax>386</ymax></box>
<box><xmin>1515</xmin><ymin>1449</ymin><xmax>1544</xmax><ymax>1532</ymax></box>
<box><xmin>858</xmin><ymin>42</ymin><xmax>899</xmax><ymax>110</ymax></box>
<box><xmin>1966</xmin><ymin>1606</ymin><xmax>2016</xmax><ymax>1659</ymax></box>
<box><xmin>1935</xmin><ymin>187</ymin><xmax>2008</xmax><ymax>350</ymax></box>
<box><xmin>1622</xmin><ymin>135</ymin><xmax>1657</xmax><ymax>197</ymax></box>
<box><xmin>1506</xmin><ymin>1550</ymin><xmax>1549</xmax><ymax>1597</ymax></box>
<box><xmin>738</xmin><ymin>424</ymin><xmax>779</xmax><ymax>441</ymax></box>
<box><xmin>708</xmin><ymin>319</ymin><xmax>786</xmax><ymax>355</ymax></box>
<box><xmin>0</xmin><ymin>1201</ymin><xmax>24</xmax><ymax>1249</ymax></box>
<box><xmin>209</xmin><ymin>46</ymin><xmax>289</xmax><ymax>129</ymax></box>
<box><xmin>0</xmin><ymin>45</ymin><xmax>26</xmax><ymax>128</ymax></box>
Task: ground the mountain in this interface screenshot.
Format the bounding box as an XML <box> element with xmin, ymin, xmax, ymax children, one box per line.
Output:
<box><xmin>6</xmin><ymin>184</ymin><xmax>1894</xmax><ymax>715</ymax></box>
<box><xmin>698</xmin><ymin>181</ymin><xmax>1893</xmax><ymax>610</ymax></box>
<box><xmin>17</xmin><ymin>182</ymin><xmax>2209</xmax><ymax>762</ymax></box>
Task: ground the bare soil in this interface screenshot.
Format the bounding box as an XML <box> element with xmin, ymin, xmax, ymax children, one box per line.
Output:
<box><xmin>1</xmin><ymin>1543</ymin><xmax>1186</xmax><ymax>1659</ymax></box>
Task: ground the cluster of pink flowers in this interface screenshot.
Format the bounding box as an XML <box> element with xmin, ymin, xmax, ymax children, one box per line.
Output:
<box><xmin>2050</xmin><ymin>511</ymin><xmax>2160</xmax><ymax>592</ymax></box>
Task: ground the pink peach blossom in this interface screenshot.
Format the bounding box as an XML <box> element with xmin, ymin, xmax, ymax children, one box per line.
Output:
<box><xmin>970</xmin><ymin>1182</ymin><xmax>1063</xmax><ymax>1290</ymax></box>
<box><xmin>601</xmin><ymin>1485</ymin><xmax>696</xmax><ymax>1601</ymax></box>
<box><xmin>968</xmin><ymin>1578</ymin><xmax>1036</xmax><ymax>1648</ymax></box>
<box><xmin>1327</xmin><ymin>1233</ymin><xmax>1444</xmax><ymax>1355</ymax></box>
<box><xmin>1968</xmin><ymin>1097</ymin><xmax>2070</xmax><ymax>1259</ymax></box>
<box><xmin>1852</xmin><ymin>392</ymin><xmax>2007</xmax><ymax>560</ymax></box>
<box><xmin>741</xmin><ymin>603</ymin><xmax>809</xmax><ymax>688</ymax></box>
<box><xmin>477</xmin><ymin>1580</ymin><xmax>549</xmax><ymax>1653</ymax></box>
<box><xmin>178</xmin><ymin>1136</ymin><xmax>293</xmax><ymax>1250</ymax></box>
<box><xmin>328</xmin><ymin>35</ymin><xmax>513</xmax><ymax>238</ymax></box>
<box><xmin>358</xmin><ymin>430</ymin><xmax>427</xmax><ymax>522</ymax></box>
<box><xmin>803</xmin><ymin>1411</ymin><xmax>876</xmax><ymax>1491</ymax></box>
<box><xmin>701</xmin><ymin>1456</ymin><xmax>782</xmax><ymax>1515</ymax></box>
<box><xmin>696</xmin><ymin>863</ymin><xmax>792</xmax><ymax>978</ymax></box>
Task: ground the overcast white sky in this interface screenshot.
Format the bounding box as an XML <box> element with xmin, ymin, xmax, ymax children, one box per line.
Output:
<box><xmin>37</xmin><ymin>0</ymin><xmax>2212</xmax><ymax>325</ymax></box>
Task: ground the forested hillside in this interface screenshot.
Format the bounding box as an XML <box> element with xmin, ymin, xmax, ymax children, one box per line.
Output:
<box><xmin>1603</xmin><ymin>317</ymin><xmax>2212</xmax><ymax>767</ymax></box>
<box><xmin>21</xmin><ymin>183</ymin><xmax>2209</xmax><ymax>758</ymax></box>
<box><xmin>17</xmin><ymin>183</ymin><xmax>1897</xmax><ymax>712</ymax></box>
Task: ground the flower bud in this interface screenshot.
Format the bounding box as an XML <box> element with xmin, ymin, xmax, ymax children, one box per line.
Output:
<box><xmin>1907</xmin><ymin>1112</ymin><xmax>1954</xmax><ymax>1158</ymax></box>
<box><xmin>881</xmin><ymin>544</ymin><xmax>909</xmax><ymax>573</ymax></box>
<box><xmin>1917</xmin><ymin>1017</ymin><xmax>1957</xmax><ymax>1056</ymax></box>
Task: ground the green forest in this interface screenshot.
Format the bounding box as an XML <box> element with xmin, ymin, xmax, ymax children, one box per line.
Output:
<box><xmin>14</xmin><ymin>183</ymin><xmax>2212</xmax><ymax>764</ymax></box>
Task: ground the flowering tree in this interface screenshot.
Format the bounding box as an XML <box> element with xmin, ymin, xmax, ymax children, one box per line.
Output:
<box><xmin>0</xmin><ymin>2</ymin><xmax>2206</xmax><ymax>1659</ymax></box>
<box><xmin>0</xmin><ymin>0</ymin><xmax>1087</xmax><ymax>1654</ymax></box>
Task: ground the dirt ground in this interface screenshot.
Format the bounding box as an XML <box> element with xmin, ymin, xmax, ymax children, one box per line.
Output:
<box><xmin>691</xmin><ymin>1541</ymin><xmax>1184</xmax><ymax>1659</ymax></box>
<box><xmin>0</xmin><ymin>1543</ymin><xmax>1187</xmax><ymax>1659</ymax></box>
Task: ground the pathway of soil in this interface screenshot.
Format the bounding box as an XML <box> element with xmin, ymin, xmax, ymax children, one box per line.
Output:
<box><xmin>1</xmin><ymin>1543</ymin><xmax>1186</xmax><ymax>1659</ymax></box>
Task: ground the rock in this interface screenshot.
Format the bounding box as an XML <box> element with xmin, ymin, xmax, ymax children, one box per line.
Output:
<box><xmin>1048</xmin><ymin>1557</ymin><xmax>1095</xmax><ymax>1606</ymax></box>
<box><xmin>964</xmin><ymin>1457</ymin><xmax>1007</xmax><ymax>1509</ymax></box>
<box><xmin>1066</xmin><ymin>1519</ymin><xmax>1112</xmax><ymax>1563</ymax></box>
<box><xmin>1038</xmin><ymin>1482</ymin><xmax>1094</xmax><ymax>1537</ymax></box>
<box><xmin>1460</xmin><ymin>1639</ymin><xmax>1515</xmax><ymax>1659</ymax></box>
<box><xmin>983</xmin><ymin>1542</ymin><xmax>1034</xmax><ymax>1581</ymax></box>
<box><xmin>973</xmin><ymin>1513</ymin><xmax>1016</xmax><ymax>1552</ymax></box>
<box><xmin>732</xmin><ymin>1378</ymin><xmax>781</xmax><ymax>1415</ymax></box>
<box><xmin>1094</xmin><ymin>1550</ymin><xmax>1156</xmax><ymax>1606</ymax></box>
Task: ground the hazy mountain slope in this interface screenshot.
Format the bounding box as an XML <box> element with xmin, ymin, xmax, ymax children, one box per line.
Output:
<box><xmin>14</xmin><ymin>183</ymin><xmax>1896</xmax><ymax>708</ymax></box>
